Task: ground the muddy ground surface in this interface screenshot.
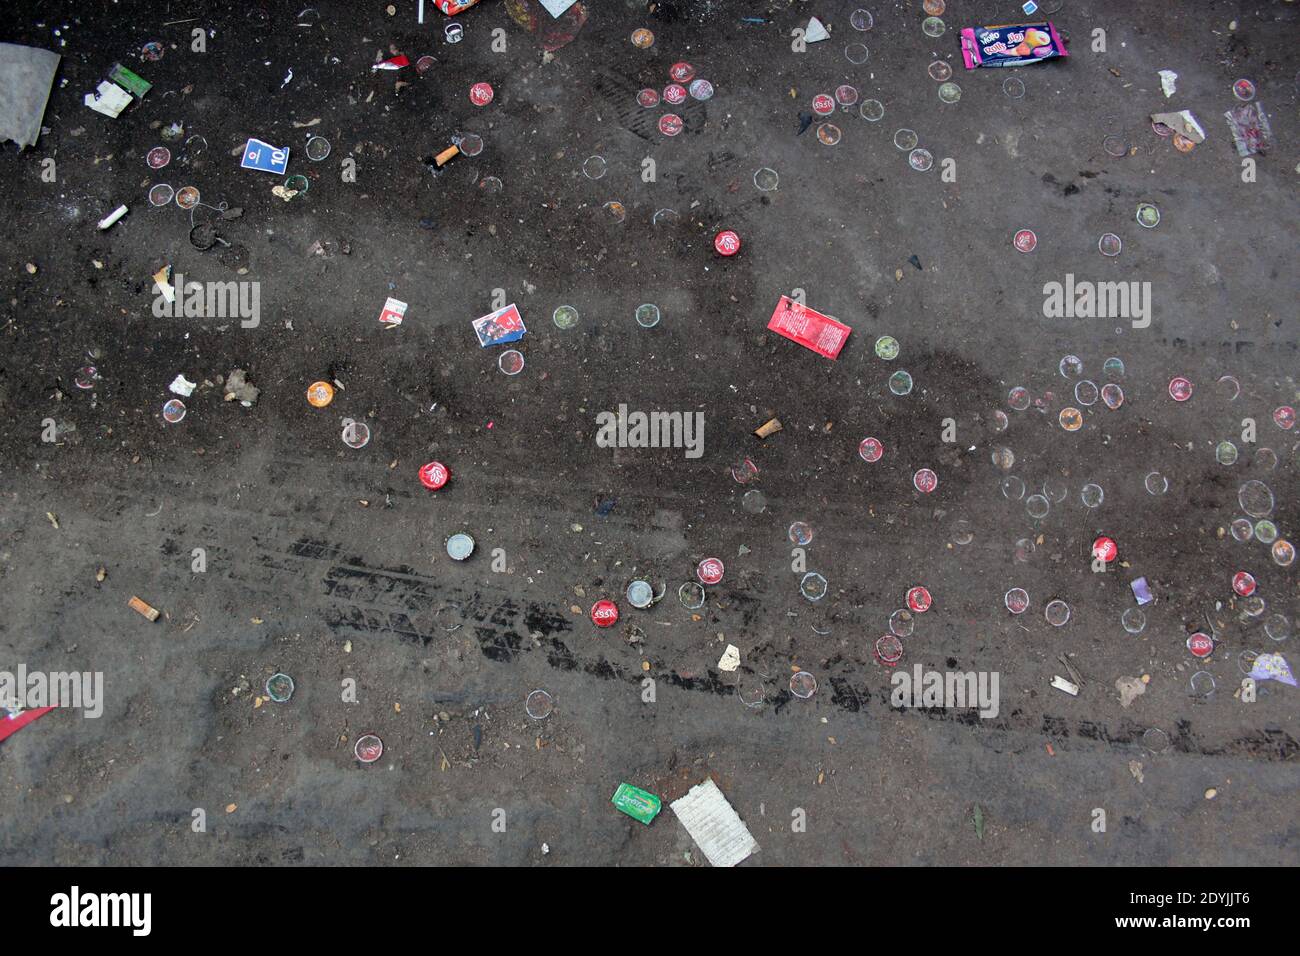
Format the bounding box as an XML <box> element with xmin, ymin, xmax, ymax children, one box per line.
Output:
<box><xmin>0</xmin><ymin>0</ymin><xmax>1296</xmax><ymax>865</ymax></box>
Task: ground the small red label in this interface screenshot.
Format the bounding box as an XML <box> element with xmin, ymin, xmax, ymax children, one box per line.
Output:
<box><xmin>697</xmin><ymin>558</ymin><xmax>724</xmax><ymax>585</ymax></box>
<box><xmin>906</xmin><ymin>587</ymin><xmax>932</xmax><ymax>613</ymax></box>
<box><xmin>714</xmin><ymin>230</ymin><xmax>740</xmax><ymax>256</ymax></box>
<box><xmin>591</xmin><ymin>600</ymin><xmax>619</xmax><ymax>627</ymax></box>
<box><xmin>469</xmin><ymin>82</ymin><xmax>494</xmax><ymax>106</ymax></box>
<box><xmin>419</xmin><ymin>461</ymin><xmax>449</xmax><ymax>490</ymax></box>
<box><xmin>1187</xmin><ymin>632</ymin><xmax>1214</xmax><ymax>658</ymax></box>
<box><xmin>766</xmin><ymin>295</ymin><xmax>851</xmax><ymax>360</ymax></box>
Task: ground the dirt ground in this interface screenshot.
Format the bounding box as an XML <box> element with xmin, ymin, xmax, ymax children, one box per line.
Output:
<box><xmin>0</xmin><ymin>0</ymin><xmax>1296</xmax><ymax>866</ymax></box>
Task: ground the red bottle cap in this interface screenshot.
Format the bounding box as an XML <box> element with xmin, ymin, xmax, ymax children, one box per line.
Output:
<box><xmin>812</xmin><ymin>93</ymin><xmax>835</xmax><ymax>115</ymax></box>
<box><xmin>1168</xmin><ymin>377</ymin><xmax>1193</xmax><ymax>402</ymax></box>
<box><xmin>1092</xmin><ymin>536</ymin><xmax>1117</xmax><ymax>563</ymax></box>
<box><xmin>469</xmin><ymin>82</ymin><xmax>494</xmax><ymax>106</ymax></box>
<box><xmin>591</xmin><ymin>600</ymin><xmax>619</xmax><ymax>627</ymax></box>
<box><xmin>658</xmin><ymin>114</ymin><xmax>683</xmax><ymax>137</ymax></box>
<box><xmin>669</xmin><ymin>61</ymin><xmax>695</xmax><ymax>82</ymax></box>
<box><xmin>697</xmin><ymin>558</ymin><xmax>724</xmax><ymax>585</ymax></box>
<box><xmin>858</xmin><ymin>437</ymin><xmax>883</xmax><ymax>462</ymax></box>
<box><xmin>664</xmin><ymin>83</ymin><xmax>687</xmax><ymax>105</ymax></box>
<box><xmin>1187</xmin><ymin>632</ymin><xmax>1214</xmax><ymax>659</ymax></box>
<box><xmin>419</xmin><ymin>461</ymin><xmax>450</xmax><ymax>490</ymax></box>
<box><xmin>714</xmin><ymin>230</ymin><xmax>740</xmax><ymax>256</ymax></box>
<box><xmin>1232</xmin><ymin>571</ymin><xmax>1256</xmax><ymax>597</ymax></box>
<box><xmin>906</xmin><ymin>587</ymin><xmax>932</xmax><ymax>613</ymax></box>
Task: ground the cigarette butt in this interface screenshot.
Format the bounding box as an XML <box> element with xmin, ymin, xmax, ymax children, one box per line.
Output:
<box><xmin>129</xmin><ymin>596</ymin><xmax>160</xmax><ymax>622</ymax></box>
<box><xmin>98</xmin><ymin>204</ymin><xmax>129</xmax><ymax>230</ymax></box>
<box><xmin>754</xmin><ymin>417</ymin><xmax>783</xmax><ymax>438</ymax></box>
<box><xmin>435</xmin><ymin>145</ymin><xmax>460</xmax><ymax>167</ymax></box>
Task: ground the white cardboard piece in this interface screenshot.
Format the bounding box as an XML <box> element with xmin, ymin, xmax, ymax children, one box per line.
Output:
<box><xmin>670</xmin><ymin>779</ymin><xmax>759</xmax><ymax>868</ymax></box>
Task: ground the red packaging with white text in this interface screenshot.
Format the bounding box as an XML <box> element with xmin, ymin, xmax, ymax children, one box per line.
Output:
<box><xmin>766</xmin><ymin>296</ymin><xmax>851</xmax><ymax>360</ymax></box>
<box><xmin>433</xmin><ymin>0</ymin><xmax>481</xmax><ymax>14</ymax></box>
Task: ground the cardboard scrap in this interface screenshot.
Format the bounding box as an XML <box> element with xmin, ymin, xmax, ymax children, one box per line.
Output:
<box><xmin>670</xmin><ymin>779</ymin><xmax>759</xmax><ymax>868</ymax></box>
<box><xmin>378</xmin><ymin>297</ymin><xmax>407</xmax><ymax>327</ymax></box>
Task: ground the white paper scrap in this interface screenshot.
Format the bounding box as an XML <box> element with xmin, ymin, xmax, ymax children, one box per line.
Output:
<box><xmin>670</xmin><ymin>779</ymin><xmax>758</xmax><ymax>868</ymax></box>
<box><xmin>1051</xmin><ymin>675</ymin><xmax>1080</xmax><ymax>696</ymax></box>
<box><xmin>84</xmin><ymin>80</ymin><xmax>131</xmax><ymax>118</ymax></box>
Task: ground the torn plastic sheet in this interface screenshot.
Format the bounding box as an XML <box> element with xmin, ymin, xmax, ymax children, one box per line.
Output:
<box><xmin>1224</xmin><ymin>102</ymin><xmax>1273</xmax><ymax>157</ymax></box>
<box><xmin>1249</xmin><ymin>653</ymin><xmax>1295</xmax><ymax>687</ymax></box>
<box><xmin>0</xmin><ymin>43</ymin><xmax>60</xmax><ymax>148</ymax></box>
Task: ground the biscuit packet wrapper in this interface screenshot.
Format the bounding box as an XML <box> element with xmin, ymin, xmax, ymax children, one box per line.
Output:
<box><xmin>961</xmin><ymin>22</ymin><xmax>1068</xmax><ymax>69</ymax></box>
